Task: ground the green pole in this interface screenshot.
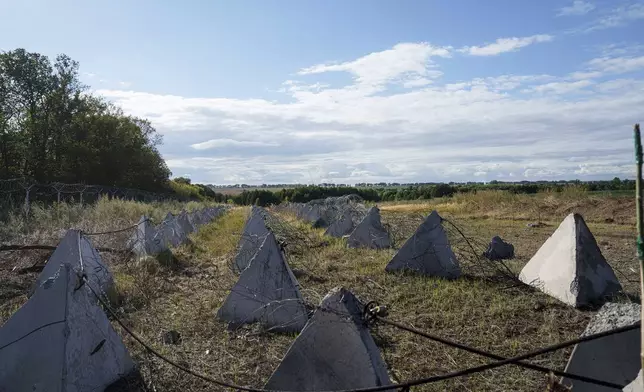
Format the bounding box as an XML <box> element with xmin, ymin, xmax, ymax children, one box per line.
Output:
<box><xmin>634</xmin><ymin>123</ymin><xmax>644</xmax><ymax>372</ymax></box>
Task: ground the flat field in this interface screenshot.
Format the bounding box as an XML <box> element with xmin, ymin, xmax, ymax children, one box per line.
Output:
<box><xmin>0</xmin><ymin>191</ymin><xmax>638</xmax><ymax>391</ymax></box>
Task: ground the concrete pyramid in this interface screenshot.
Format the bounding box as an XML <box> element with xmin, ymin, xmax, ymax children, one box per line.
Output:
<box><xmin>177</xmin><ymin>210</ymin><xmax>197</xmax><ymax>234</ymax></box>
<box><xmin>31</xmin><ymin>230</ymin><xmax>116</xmax><ymax>300</ymax></box>
<box><xmin>561</xmin><ymin>302</ymin><xmax>640</xmax><ymax>391</ymax></box>
<box><xmin>385</xmin><ymin>210</ymin><xmax>460</xmax><ymax>279</ymax></box>
<box><xmin>519</xmin><ymin>213</ymin><xmax>622</xmax><ymax>307</ymax></box>
<box><xmin>159</xmin><ymin>212</ymin><xmax>185</xmax><ymax>247</ymax></box>
<box><xmin>265</xmin><ymin>287</ymin><xmax>391</xmax><ymax>391</ymax></box>
<box><xmin>302</xmin><ymin>205</ymin><xmax>323</xmax><ymax>227</ymax></box>
<box><xmin>0</xmin><ymin>264</ymin><xmax>135</xmax><ymax>391</ymax></box>
<box><xmin>217</xmin><ymin>232</ymin><xmax>307</xmax><ymax>333</ymax></box>
<box><xmin>130</xmin><ymin>215</ymin><xmax>167</xmax><ymax>257</ymax></box>
<box><xmin>325</xmin><ymin>208</ymin><xmax>356</xmax><ymax>238</ymax></box>
<box><xmin>190</xmin><ymin>210</ymin><xmax>205</xmax><ymax>226</ymax></box>
<box><xmin>347</xmin><ymin>206</ymin><xmax>391</xmax><ymax>249</ymax></box>
<box><xmin>233</xmin><ymin>206</ymin><xmax>270</xmax><ymax>272</ymax></box>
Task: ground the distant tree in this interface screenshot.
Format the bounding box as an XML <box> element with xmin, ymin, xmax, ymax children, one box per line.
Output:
<box><xmin>174</xmin><ymin>177</ymin><xmax>192</xmax><ymax>185</ymax></box>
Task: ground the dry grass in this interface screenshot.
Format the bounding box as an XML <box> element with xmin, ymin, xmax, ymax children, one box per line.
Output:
<box><xmin>381</xmin><ymin>190</ymin><xmax>635</xmax><ymax>226</ymax></box>
<box><xmin>0</xmin><ymin>197</ymin><xmax>220</xmax><ymax>323</ymax></box>
<box><xmin>0</xmin><ymin>192</ymin><xmax>640</xmax><ymax>392</ymax></box>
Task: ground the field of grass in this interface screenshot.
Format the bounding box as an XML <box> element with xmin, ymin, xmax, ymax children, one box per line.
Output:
<box><xmin>0</xmin><ymin>191</ymin><xmax>639</xmax><ymax>391</ymax></box>
<box><xmin>213</xmin><ymin>186</ymin><xmax>290</xmax><ymax>196</ymax></box>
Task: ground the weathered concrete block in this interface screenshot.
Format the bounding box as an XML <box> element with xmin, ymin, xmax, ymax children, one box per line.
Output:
<box><xmin>265</xmin><ymin>287</ymin><xmax>391</xmax><ymax>391</ymax></box>
<box><xmin>218</xmin><ymin>232</ymin><xmax>307</xmax><ymax>333</ymax></box>
<box><xmin>0</xmin><ymin>265</ymin><xmax>134</xmax><ymax>391</ymax></box>
<box><xmin>386</xmin><ymin>210</ymin><xmax>460</xmax><ymax>278</ymax></box>
<box><xmin>519</xmin><ymin>213</ymin><xmax>622</xmax><ymax>307</ymax></box>
<box><xmin>562</xmin><ymin>302</ymin><xmax>641</xmax><ymax>391</ymax></box>
<box><xmin>347</xmin><ymin>207</ymin><xmax>391</xmax><ymax>249</ymax></box>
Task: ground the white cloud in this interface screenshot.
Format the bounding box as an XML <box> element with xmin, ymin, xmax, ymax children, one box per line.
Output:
<box><xmin>528</xmin><ymin>80</ymin><xmax>594</xmax><ymax>94</ymax></box>
<box><xmin>557</xmin><ymin>0</ymin><xmax>595</xmax><ymax>16</ymax></box>
<box><xmin>585</xmin><ymin>2</ymin><xmax>644</xmax><ymax>31</ymax></box>
<box><xmin>298</xmin><ymin>43</ymin><xmax>450</xmax><ymax>94</ymax></box>
<box><xmin>118</xmin><ymin>81</ymin><xmax>132</xmax><ymax>88</ymax></box>
<box><xmin>568</xmin><ymin>70</ymin><xmax>603</xmax><ymax>80</ymax></box>
<box><xmin>587</xmin><ymin>55</ymin><xmax>644</xmax><ymax>74</ymax></box>
<box><xmin>96</xmin><ymin>41</ymin><xmax>644</xmax><ymax>184</ymax></box>
<box><xmin>190</xmin><ymin>139</ymin><xmax>279</xmax><ymax>150</ymax></box>
<box><xmin>403</xmin><ymin>77</ymin><xmax>433</xmax><ymax>88</ymax></box>
<box><xmin>566</xmin><ymin>53</ymin><xmax>644</xmax><ymax>81</ymax></box>
<box><xmin>83</xmin><ymin>72</ymin><xmax>96</xmax><ymax>78</ymax></box>
<box><xmin>461</xmin><ymin>34</ymin><xmax>554</xmax><ymax>56</ymax></box>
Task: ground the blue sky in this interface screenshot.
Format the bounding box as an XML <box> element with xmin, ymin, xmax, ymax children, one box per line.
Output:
<box><xmin>2</xmin><ymin>0</ymin><xmax>644</xmax><ymax>184</ymax></box>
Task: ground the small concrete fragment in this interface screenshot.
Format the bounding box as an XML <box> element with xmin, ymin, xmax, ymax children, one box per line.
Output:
<box><xmin>385</xmin><ymin>210</ymin><xmax>460</xmax><ymax>278</ymax></box>
<box><xmin>483</xmin><ymin>236</ymin><xmax>515</xmax><ymax>260</ymax></box>
<box><xmin>217</xmin><ymin>232</ymin><xmax>307</xmax><ymax>333</ymax></box>
<box><xmin>624</xmin><ymin>370</ymin><xmax>643</xmax><ymax>392</ymax></box>
<box><xmin>562</xmin><ymin>302</ymin><xmax>641</xmax><ymax>391</ymax></box>
<box><xmin>233</xmin><ymin>206</ymin><xmax>270</xmax><ymax>272</ymax></box>
<box><xmin>519</xmin><ymin>213</ymin><xmax>622</xmax><ymax>307</ymax></box>
<box><xmin>0</xmin><ymin>265</ymin><xmax>135</xmax><ymax>391</ymax></box>
<box><xmin>347</xmin><ymin>207</ymin><xmax>391</xmax><ymax>249</ymax></box>
<box><xmin>265</xmin><ymin>287</ymin><xmax>391</xmax><ymax>391</ymax></box>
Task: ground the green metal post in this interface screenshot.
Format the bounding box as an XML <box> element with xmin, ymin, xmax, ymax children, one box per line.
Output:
<box><xmin>634</xmin><ymin>123</ymin><xmax>644</xmax><ymax>373</ymax></box>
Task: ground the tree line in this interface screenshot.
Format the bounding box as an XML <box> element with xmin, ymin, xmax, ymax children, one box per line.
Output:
<box><xmin>0</xmin><ymin>49</ymin><xmax>171</xmax><ymax>192</ymax></box>
<box><xmin>223</xmin><ymin>179</ymin><xmax>635</xmax><ymax>206</ymax></box>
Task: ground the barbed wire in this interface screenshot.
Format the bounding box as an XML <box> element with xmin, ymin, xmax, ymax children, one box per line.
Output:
<box><xmin>80</xmin><ymin>271</ymin><xmax>639</xmax><ymax>392</ymax></box>
<box><xmin>363</xmin><ymin>302</ymin><xmax>626</xmax><ymax>389</ymax></box>
<box><xmin>0</xmin><ymin>178</ymin><xmax>187</xmax><ymax>216</ymax></box>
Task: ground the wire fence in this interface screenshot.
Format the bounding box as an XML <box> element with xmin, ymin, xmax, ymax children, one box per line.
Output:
<box><xmin>82</xmin><ymin>270</ymin><xmax>639</xmax><ymax>391</ymax></box>
<box><xmin>0</xmin><ymin>178</ymin><xmax>181</xmax><ymax>216</ymax></box>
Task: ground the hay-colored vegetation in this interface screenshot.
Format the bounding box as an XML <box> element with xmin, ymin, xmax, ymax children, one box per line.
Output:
<box><xmin>381</xmin><ymin>189</ymin><xmax>634</xmax><ymax>225</ymax></box>
<box><xmin>0</xmin><ymin>191</ymin><xmax>639</xmax><ymax>392</ymax></box>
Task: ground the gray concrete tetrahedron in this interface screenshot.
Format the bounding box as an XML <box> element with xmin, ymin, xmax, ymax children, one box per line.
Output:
<box><xmin>0</xmin><ymin>265</ymin><xmax>135</xmax><ymax>391</ymax></box>
<box><xmin>217</xmin><ymin>232</ymin><xmax>307</xmax><ymax>333</ymax></box>
<box><xmin>519</xmin><ymin>213</ymin><xmax>622</xmax><ymax>307</ymax></box>
<box><xmin>347</xmin><ymin>207</ymin><xmax>391</xmax><ymax>249</ymax></box>
<box><xmin>233</xmin><ymin>206</ymin><xmax>270</xmax><ymax>272</ymax></box>
<box><xmin>158</xmin><ymin>212</ymin><xmax>185</xmax><ymax>247</ymax></box>
<box><xmin>385</xmin><ymin>210</ymin><xmax>460</xmax><ymax>278</ymax></box>
<box><xmin>177</xmin><ymin>210</ymin><xmax>197</xmax><ymax>234</ymax></box>
<box><xmin>129</xmin><ymin>215</ymin><xmax>167</xmax><ymax>258</ymax></box>
<box><xmin>265</xmin><ymin>287</ymin><xmax>392</xmax><ymax>391</ymax></box>
<box><xmin>31</xmin><ymin>230</ymin><xmax>116</xmax><ymax>300</ymax></box>
<box><xmin>324</xmin><ymin>208</ymin><xmax>356</xmax><ymax>238</ymax></box>
<box><xmin>562</xmin><ymin>302</ymin><xmax>641</xmax><ymax>391</ymax></box>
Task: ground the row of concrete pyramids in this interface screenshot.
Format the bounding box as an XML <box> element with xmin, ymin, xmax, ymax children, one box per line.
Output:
<box><xmin>294</xmin><ymin>201</ymin><xmax>625</xmax><ymax>309</ymax></box>
<box><xmin>284</xmin><ymin>200</ymin><xmax>393</xmax><ymax>249</ymax></box>
<box><xmin>218</xmin><ymin>207</ymin><xmax>393</xmax><ymax>389</ymax></box>
<box><xmin>129</xmin><ymin>206</ymin><xmax>226</xmax><ymax>258</ymax></box>
<box><xmin>290</xmin><ymin>204</ymin><xmax>463</xmax><ymax>279</ymax></box>
<box><xmin>283</xmin><ymin>206</ymin><xmax>640</xmax><ymax>390</ymax></box>
<box><xmin>0</xmin><ymin>206</ymin><xmax>228</xmax><ymax>390</ymax></box>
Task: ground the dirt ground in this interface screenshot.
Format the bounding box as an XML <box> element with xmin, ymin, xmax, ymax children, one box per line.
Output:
<box><xmin>0</xmin><ymin>195</ymin><xmax>639</xmax><ymax>391</ymax></box>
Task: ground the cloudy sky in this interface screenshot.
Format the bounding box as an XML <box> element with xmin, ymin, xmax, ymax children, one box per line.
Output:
<box><xmin>2</xmin><ymin>0</ymin><xmax>644</xmax><ymax>184</ymax></box>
